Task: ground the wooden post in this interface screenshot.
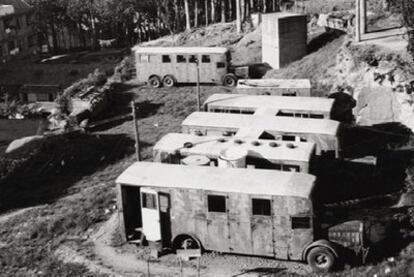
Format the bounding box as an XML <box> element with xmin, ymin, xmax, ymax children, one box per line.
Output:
<box><xmin>196</xmin><ymin>59</ymin><xmax>201</xmax><ymax>111</ymax></box>
<box><xmin>131</xmin><ymin>101</ymin><xmax>141</xmax><ymax>161</ymax></box>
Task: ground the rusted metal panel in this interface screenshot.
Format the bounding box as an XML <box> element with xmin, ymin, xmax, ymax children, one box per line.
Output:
<box><xmin>251</xmin><ymin>216</ymin><xmax>274</xmax><ymax>256</ymax></box>
<box><xmin>228</xmin><ymin>193</ymin><xmax>252</xmax><ymax>254</ymax></box>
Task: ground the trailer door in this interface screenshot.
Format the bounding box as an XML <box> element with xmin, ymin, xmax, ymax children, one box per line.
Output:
<box><xmin>141</xmin><ymin>188</ymin><xmax>161</xmax><ymax>241</ymax></box>
<box><xmin>205</xmin><ymin>193</ymin><xmax>229</xmax><ymax>252</ymax></box>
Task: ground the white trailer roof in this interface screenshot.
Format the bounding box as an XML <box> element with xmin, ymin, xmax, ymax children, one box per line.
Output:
<box><xmin>153</xmin><ymin>133</ymin><xmax>315</xmax><ymax>162</ymax></box>
<box><xmin>237</xmin><ymin>79</ymin><xmax>311</xmax><ymax>89</ymax></box>
<box><xmin>132</xmin><ymin>46</ymin><xmax>229</xmax><ymax>55</ymax></box>
<box><xmin>204</xmin><ymin>94</ymin><xmax>334</xmax><ymax>114</ymax></box>
<box><xmin>182</xmin><ymin>112</ymin><xmax>340</xmax><ymax>136</ymax></box>
<box><xmin>116</xmin><ymin>162</ymin><xmax>315</xmax><ymax>198</ymax></box>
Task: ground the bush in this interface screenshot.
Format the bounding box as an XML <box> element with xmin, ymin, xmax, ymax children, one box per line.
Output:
<box><xmin>391</xmin><ymin>0</ymin><xmax>414</xmax><ymax>59</ymax></box>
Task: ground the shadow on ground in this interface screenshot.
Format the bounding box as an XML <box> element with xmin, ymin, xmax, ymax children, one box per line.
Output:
<box><xmin>0</xmin><ymin>133</ymin><xmax>142</xmax><ymax>212</ymax></box>
<box><xmin>308</xmin><ymin>30</ymin><xmax>346</xmax><ymax>54</ymax></box>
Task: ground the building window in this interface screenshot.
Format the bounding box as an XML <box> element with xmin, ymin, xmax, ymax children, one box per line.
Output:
<box><xmin>177</xmin><ymin>55</ymin><xmax>186</xmax><ymax>63</ymax></box>
<box><xmin>162</xmin><ymin>55</ymin><xmax>171</xmax><ymax>63</ymax></box>
<box><xmin>252</xmin><ymin>199</ymin><xmax>271</xmax><ymax>216</ymax></box>
<box><xmin>207</xmin><ymin>195</ymin><xmax>226</xmax><ymax>213</ymax></box>
<box><xmin>202</xmin><ymin>55</ymin><xmax>211</xmax><ymax>63</ymax></box>
<box><xmin>217</xmin><ymin>62</ymin><xmax>225</xmax><ymax>68</ymax></box>
<box><xmin>291</xmin><ymin>217</ymin><xmax>311</xmax><ymax>229</ymax></box>
<box><xmin>142</xmin><ymin>193</ymin><xmax>157</xmax><ymax>209</ymax></box>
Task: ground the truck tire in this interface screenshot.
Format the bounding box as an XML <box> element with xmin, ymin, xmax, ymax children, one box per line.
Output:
<box><xmin>307</xmin><ymin>247</ymin><xmax>336</xmax><ymax>273</ymax></box>
<box><xmin>163</xmin><ymin>75</ymin><xmax>176</xmax><ymax>87</ymax></box>
<box><xmin>148</xmin><ymin>75</ymin><xmax>162</xmax><ymax>88</ymax></box>
<box><xmin>223</xmin><ymin>74</ymin><xmax>237</xmax><ymax>87</ymax></box>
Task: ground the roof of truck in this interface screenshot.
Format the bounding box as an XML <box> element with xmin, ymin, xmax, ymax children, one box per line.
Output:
<box><xmin>132</xmin><ymin>46</ymin><xmax>229</xmax><ymax>55</ymax></box>
<box><xmin>116</xmin><ymin>162</ymin><xmax>315</xmax><ymax>198</ymax></box>
<box><xmin>237</xmin><ymin>79</ymin><xmax>311</xmax><ymax>89</ymax></box>
<box><xmin>204</xmin><ymin>93</ymin><xmax>334</xmax><ymax>114</ymax></box>
<box><xmin>153</xmin><ymin>133</ymin><xmax>316</xmax><ymax>162</ymax></box>
<box><xmin>182</xmin><ymin>112</ymin><xmax>340</xmax><ymax>136</ymax></box>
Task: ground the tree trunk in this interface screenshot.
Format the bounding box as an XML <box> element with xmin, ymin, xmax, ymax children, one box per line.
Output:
<box><xmin>205</xmin><ymin>0</ymin><xmax>209</xmax><ymax>26</ymax></box>
<box><xmin>221</xmin><ymin>0</ymin><xmax>225</xmax><ymax>23</ymax></box>
<box><xmin>263</xmin><ymin>0</ymin><xmax>267</xmax><ymax>13</ymax></box>
<box><xmin>236</xmin><ymin>0</ymin><xmax>241</xmax><ymax>33</ymax></box>
<box><xmin>211</xmin><ymin>0</ymin><xmax>215</xmax><ymax>23</ymax></box>
<box><xmin>174</xmin><ymin>0</ymin><xmax>179</xmax><ymax>31</ymax></box>
<box><xmin>184</xmin><ymin>0</ymin><xmax>191</xmax><ymax>30</ymax></box>
<box><xmin>194</xmin><ymin>0</ymin><xmax>199</xmax><ymax>27</ymax></box>
<box><xmin>229</xmin><ymin>0</ymin><xmax>233</xmax><ymax>20</ymax></box>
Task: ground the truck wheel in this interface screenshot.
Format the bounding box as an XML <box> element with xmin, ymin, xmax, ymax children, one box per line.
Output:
<box><xmin>148</xmin><ymin>75</ymin><xmax>162</xmax><ymax>88</ymax></box>
<box><xmin>163</xmin><ymin>75</ymin><xmax>176</xmax><ymax>87</ymax></box>
<box><xmin>173</xmin><ymin>235</ymin><xmax>201</xmax><ymax>251</ymax></box>
<box><xmin>223</xmin><ymin>74</ymin><xmax>237</xmax><ymax>87</ymax></box>
<box><xmin>307</xmin><ymin>247</ymin><xmax>336</xmax><ymax>273</ymax></box>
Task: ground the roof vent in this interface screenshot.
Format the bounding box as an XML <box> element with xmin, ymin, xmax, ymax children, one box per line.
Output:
<box><xmin>218</xmin><ymin>138</ymin><xmax>228</xmax><ymax>143</ymax></box>
<box><xmin>286</xmin><ymin>143</ymin><xmax>297</xmax><ymax>149</ymax></box>
<box><xmin>251</xmin><ymin>141</ymin><xmax>261</xmax><ymax>146</ymax></box>
<box><xmin>183</xmin><ymin>142</ymin><xmax>193</xmax><ymax>148</ymax></box>
<box><xmin>234</xmin><ymin>139</ymin><xmax>244</xmax><ymax>145</ymax></box>
<box><xmin>269</xmin><ymin>142</ymin><xmax>280</xmax><ymax>147</ymax></box>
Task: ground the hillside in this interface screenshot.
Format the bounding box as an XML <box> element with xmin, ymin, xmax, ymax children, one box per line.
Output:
<box><xmin>1</xmin><ymin>20</ymin><xmax>414</xmax><ymax>276</ymax></box>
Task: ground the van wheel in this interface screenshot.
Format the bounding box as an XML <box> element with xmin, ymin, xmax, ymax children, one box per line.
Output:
<box><xmin>223</xmin><ymin>74</ymin><xmax>237</xmax><ymax>87</ymax></box>
<box><xmin>307</xmin><ymin>247</ymin><xmax>336</xmax><ymax>273</ymax></box>
<box><xmin>148</xmin><ymin>75</ymin><xmax>162</xmax><ymax>88</ymax></box>
<box><xmin>173</xmin><ymin>235</ymin><xmax>201</xmax><ymax>251</ymax></box>
<box><xmin>163</xmin><ymin>75</ymin><xmax>176</xmax><ymax>87</ymax></box>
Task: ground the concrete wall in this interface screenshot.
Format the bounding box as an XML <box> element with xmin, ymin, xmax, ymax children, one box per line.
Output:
<box><xmin>262</xmin><ymin>13</ymin><xmax>307</xmax><ymax>69</ymax></box>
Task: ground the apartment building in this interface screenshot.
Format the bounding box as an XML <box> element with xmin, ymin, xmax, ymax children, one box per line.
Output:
<box><xmin>0</xmin><ymin>0</ymin><xmax>37</xmax><ymax>63</ymax></box>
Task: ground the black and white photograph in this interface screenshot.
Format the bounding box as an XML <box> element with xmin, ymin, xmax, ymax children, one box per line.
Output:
<box><xmin>1</xmin><ymin>0</ymin><xmax>414</xmax><ymax>276</ymax></box>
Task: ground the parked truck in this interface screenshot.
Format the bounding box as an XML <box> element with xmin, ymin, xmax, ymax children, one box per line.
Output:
<box><xmin>116</xmin><ymin>162</ymin><xmax>369</xmax><ymax>272</ymax></box>
<box><xmin>133</xmin><ymin>47</ymin><xmax>249</xmax><ymax>87</ymax></box>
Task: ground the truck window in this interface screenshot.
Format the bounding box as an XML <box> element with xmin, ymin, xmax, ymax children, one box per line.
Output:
<box><xmin>189</xmin><ymin>55</ymin><xmax>197</xmax><ymax>63</ymax></box>
<box><xmin>277</xmin><ymin>111</ymin><xmax>294</xmax><ymax>117</ymax></box>
<box><xmin>282</xmin><ymin>135</ymin><xmax>296</xmax><ymax>141</ymax></box>
<box><xmin>162</xmin><ymin>55</ymin><xmax>171</xmax><ymax>63</ymax></box>
<box><xmin>208</xmin><ymin>195</ymin><xmax>226</xmax><ymax>213</ymax></box>
<box><xmin>282</xmin><ymin>164</ymin><xmax>300</xmax><ymax>172</ymax></box>
<box><xmin>202</xmin><ymin>55</ymin><xmax>211</xmax><ymax>63</ymax></box>
<box><xmin>310</xmin><ymin>114</ymin><xmax>324</xmax><ymax>119</ymax></box>
<box><xmin>177</xmin><ymin>55</ymin><xmax>186</xmax><ymax>63</ymax></box>
<box><xmin>142</xmin><ymin>193</ymin><xmax>157</xmax><ymax>209</ymax></box>
<box><xmin>252</xmin><ymin>199</ymin><xmax>271</xmax><ymax>216</ymax></box>
<box><xmin>140</xmin><ymin>54</ymin><xmax>149</xmax><ymax>63</ymax></box>
<box><xmin>291</xmin><ymin>217</ymin><xmax>311</xmax><ymax>229</ymax></box>
<box><xmin>217</xmin><ymin>62</ymin><xmax>225</xmax><ymax>68</ymax></box>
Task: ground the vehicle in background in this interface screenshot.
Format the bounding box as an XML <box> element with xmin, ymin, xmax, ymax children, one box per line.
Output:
<box><xmin>116</xmin><ymin>162</ymin><xmax>369</xmax><ymax>272</ymax></box>
<box><xmin>203</xmin><ymin>93</ymin><xmax>334</xmax><ymax>119</ymax></box>
<box><xmin>133</xmin><ymin>47</ymin><xmax>249</xmax><ymax>88</ymax></box>
<box><xmin>181</xmin><ymin>112</ymin><xmax>342</xmax><ymax>158</ymax></box>
<box><xmin>153</xmin><ymin>133</ymin><xmax>316</xmax><ymax>173</ymax></box>
<box><xmin>236</xmin><ymin>79</ymin><xmax>312</xmax><ymax>97</ymax></box>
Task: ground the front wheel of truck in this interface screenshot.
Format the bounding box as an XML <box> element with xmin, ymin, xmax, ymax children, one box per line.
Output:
<box><xmin>307</xmin><ymin>247</ymin><xmax>336</xmax><ymax>273</ymax></box>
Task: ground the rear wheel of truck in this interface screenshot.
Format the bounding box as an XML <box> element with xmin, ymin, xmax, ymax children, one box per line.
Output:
<box><xmin>307</xmin><ymin>247</ymin><xmax>336</xmax><ymax>273</ymax></box>
<box><xmin>148</xmin><ymin>75</ymin><xmax>162</xmax><ymax>88</ymax></box>
<box><xmin>163</xmin><ymin>75</ymin><xmax>176</xmax><ymax>87</ymax></box>
<box><xmin>223</xmin><ymin>74</ymin><xmax>237</xmax><ymax>87</ymax></box>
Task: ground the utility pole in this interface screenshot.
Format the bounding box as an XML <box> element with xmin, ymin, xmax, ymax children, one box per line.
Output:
<box><xmin>131</xmin><ymin>101</ymin><xmax>141</xmax><ymax>161</ymax></box>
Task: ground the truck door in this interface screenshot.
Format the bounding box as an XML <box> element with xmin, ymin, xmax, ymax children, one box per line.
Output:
<box><xmin>205</xmin><ymin>193</ymin><xmax>229</xmax><ymax>252</ymax></box>
<box><xmin>141</xmin><ymin>188</ymin><xmax>161</xmax><ymax>242</ymax></box>
<box><xmin>228</xmin><ymin>193</ymin><xmax>252</xmax><ymax>254</ymax></box>
<box><xmin>188</xmin><ymin>55</ymin><xmax>198</xmax><ymax>83</ymax></box>
<box><xmin>251</xmin><ymin>197</ymin><xmax>274</xmax><ymax>256</ymax></box>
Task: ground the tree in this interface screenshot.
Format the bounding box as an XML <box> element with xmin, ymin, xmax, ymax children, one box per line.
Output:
<box><xmin>184</xmin><ymin>0</ymin><xmax>191</xmax><ymax>30</ymax></box>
